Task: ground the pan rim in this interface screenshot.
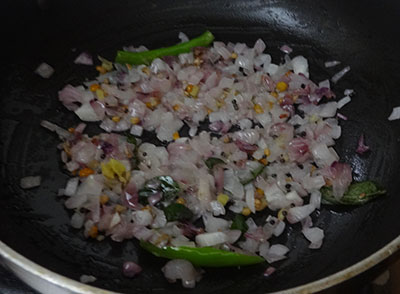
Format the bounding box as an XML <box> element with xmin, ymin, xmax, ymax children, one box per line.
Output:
<box><xmin>1</xmin><ymin>236</ymin><xmax>400</xmax><ymax>294</ymax></box>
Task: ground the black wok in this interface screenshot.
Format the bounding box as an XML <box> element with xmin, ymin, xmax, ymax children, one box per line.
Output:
<box><xmin>1</xmin><ymin>0</ymin><xmax>400</xmax><ymax>293</ymax></box>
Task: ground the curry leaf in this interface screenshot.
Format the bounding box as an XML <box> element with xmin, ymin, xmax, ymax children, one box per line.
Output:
<box><xmin>321</xmin><ymin>181</ymin><xmax>386</xmax><ymax>205</ymax></box>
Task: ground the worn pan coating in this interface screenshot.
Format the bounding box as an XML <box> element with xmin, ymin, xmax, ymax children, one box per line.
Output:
<box><xmin>1</xmin><ymin>0</ymin><xmax>400</xmax><ymax>293</ymax></box>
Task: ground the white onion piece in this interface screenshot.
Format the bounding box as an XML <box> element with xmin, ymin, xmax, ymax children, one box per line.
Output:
<box><xmin>273</xmin><ymin>221</ymin><xmax>286</xmax><ymax>237</ymax></box>
<box><xmin>35</xmin><ymin>62</ymin><xmax>54</xmax><ymax>78</ymax></box>
<box><xmin>214</xmin><ymin>42</ymin><xmax>231</xmax><ymax>60</ymax></box>
<box><xmin>195</xmin><ymin>232</ymin><xmax>228</xmax><ymax>247</ymax></box>
<box><xmin>64</xmin><ymin>177</ymin><xmax>79</xmax><ymax>196</ymax></box>
<box><xmin>70</xmin><ymin>212</ymin><xmax>85</xmax><ymax>229</ymax></box>
<box><xmin>285</xmin><ymin>190</ymin><xmax>303</xmax><ymax>206</ymax></box>
<box><xmin>228</xmin><ymin>200</ymin><xmax>247</xmax><ymax>213</ymax></box>
<box><xmin>337</xmin><ymin>96</ymin><xmax>351</xmax><ymax>109</ymax></box>
<box><xmin>286</xmin><ymin>204</ymin><xmax>316</xmax><ymax>224</ymax></box>
<box><xmin>265</xmin><ymin>63</ymin><xmax>279</xmax><ymax>75</ymax></box>
<box><xmin>264</xmin><ymin>244</ymin><xmax>289</xmax><ymax>263</ymax></box>
<box><xmin>20</xmin><ymin>176</ymin><xmax>41</xmax><ymax>189</ymax></box>
<box><xmin>344</xmin><ymin>89</ymin><xmax>355</xmax><ymax>96</ymax></box>
<box><xmin>218</xmin><ymin>77</ymin><xmax>234</xmax><ymax>89</ymax></box>
<box><xmin>239</xmin><ymin>237</ymin><xmax>259</xmax><ymax>253</ymax></box>
<box><xmin>291</xmin><ymin>56</ymin><xmax>309</xmax><ymax>78</ymax></box>
<box><xmin>331</xmin><ymin>66</ymin><xmax>351</xmax><ymax>83</ymax></box>
<box><xmin>203</xmin><ymin>214</ymin><xmax>230</xmax><ymax>233</ymax></box>
<box><xmin>171</xmin><ymin>235</ymin><xmax>196</xmax><ymax>247</ymax></box>
<box><xmin>40</xmin><ymin>120</ymin><xmax>72</xmax><ymax>140</ymax></box>
<box><xmin>225</xmin><ymin>230</ymin><xmax>242</xmax><ymax>244</ymax></box>
<box><xmin>178</xmin><ymin>32</ymin><xmax>189</xmax><ymax>42</ymax></box>
<box><xmin>302</xmin><ymin>227</ymin><xmax>324</xmax><ymax>249</ymax></box>
<box><xmin>310</xmin><ymin>191</ymin><xmax>321</xmax><ymax>209</ymax></box>
<box><xmin>79</xmin><ymin>275</ymin><xmax>96</xmax><ymax>284</ymax></box>
<box><xmin>130</xmin><ymin>125</ymin><xmax>143</xmax><ymax>136</ymax></box>
<box><xmin>254</xmin><ymin>38</ymin><xmax>266</xmax><ymax>54</ymax></box>
<box><xmin>109</xmin><ymin>213</ymin><xmax>122</xmax><ymax>228</ymax></box>
<box><xmin>311</xmin><ymin>143</ymin><xmax>339</xmax><ymax>167</ymax></box>
<box><xmin>388</xmin><ymin>106</ymin><xmax>400</xmax><ymax>121</ymax></box>
<box><xmin>74</xmin><ymin>52</ymin><xmax>93</xmax><ymax>65</ymax></box>
<box><xmin>245</xmin><ymin>184</ymin><xmax>256</xmax><ymax>213</ymax></box>
<box><xmin>317</xmin><ymin>102</ymin><xmax>338</xmax><ymax>118</ymax></box>
<box><xmin>264</xmin><ymin>184</ymin><xmax>289</xmax><ymax>211</ymax></box>
<box><xmin>75</xmin><ymin>103</ymin><xmax>102</xmax><ymax>121</ymax></box>
<box><xmin>162</xmin><ymin>259</ymin><xmax>202</xmax><ymax>288</ymax></box>
<box><xmin>209</xmin><ymin>200</ymin><xmax>226</xmax><ymax>216</ymax></box>
<box><xmin>259</xmin><ymin>242</ymin><xmax>270</xmax><ymax>259</ymax></box>
<box><xmin>233</xmin><ymin>43</ymin><xmax>246</xmax><ymax>54</ymax></box>
<box><xmin>318</xmin><ymin>79</ymin><xmax>330</xmax><ymax>89</ymax></box>
<box><xmin>324</xmin><ymin>60</ymin><xmax>341</xmax><ymax>68</ymax></box>
<box><xmin>151</xmin><ymin>206</ymin><xmax>167</xmax><ymax>229</ymax></box>
<box><xmin>224</xmin><ymin>170</ymin><xmax>244</xmax><ymax>200</ymax></box>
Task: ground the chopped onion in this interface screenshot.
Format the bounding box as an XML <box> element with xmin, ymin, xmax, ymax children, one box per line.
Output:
<box><xmin>178</xmin><ymin>32</ymin><xmax>189</xmax><ymax>43</ymax></box>
<box><xmin>331</xmin><ymin>66</ymin><xmax>351</xmax><ymax>83</ymax></box>
<box><xmin>263</xmin><ymin>244</ymin><xmax>289</xmax><ymax>263</ymax></box>
<box><xmin>388</xmin><ymin>106</ymin><xmax>400</xmax><ymax>121</ymax></box>
<box><xmin>74</xmin><ymin>52</ymin><xmax>93</xmax><ymax>65</ymax></box>
<box><xmin>195</xmin><ymin>232</ymin><xmax>228</xmax><ymax>247</ymax></box>
<box><xmin>324</xmin><ymin>60</ymin><xmax>341</xmax><ymax>68</ymax></box>
<box><xmin>75</xmin><ymin>103</ymin><xmax>102</xmax><ymax>122</ymax></box>
<box><xmin>291</xmin><ymin>56</ymin><xmax>309</xmax><ymax>78</ymax></box>
<box><xmin>337</xmin><ymin>113</ymin><xmax>348</xmax><ymax>120</ymax></box>
<box><xmin>64</xmin><ymin>177</ymin><xmax>79</xmax><ymax>196</ymax></box>
<box><xmin>162</xmin><ymin>259</ymin><xmax>202</xmax><ymax>288</ymax></box>
<box><xmin>286</xmin><ymin>204</ymin><xmax>316</xmax><ymax>224</ymax></box>
<box><xmin>302</xmin><ymin>227</ymin><xmax>324</xmax><ymax>249</ymax></box>
<box><xmin>263</xmin><ymin>266</ymin><xmax>276</xmax><ymax>277</ymax></box>
<box><xmin>203</xmin><ymin>214</ymin><xmax>230</xmax><ymax>233</ymax></box>
<box><xmin>71</xmin><ymin>212</ymin><xmax>85</xmax><ymax>229</ymax></box>
<box><xmin>356</xmin><ymin>134</ymin><xmax>370</xmax><ymax>154</ymax></box>
<box><xmin>280</xmin><ymin>45</ymin><xmax>293</xmax><ymax>54</ymax></box>
<box><xmin>79</xmin><ymin>275</ymin><xmax>96</xmax><ymax>284</ymax></box>
<box><xmin>344</xmin><ymin>89</ymin><xmax>355</xmax><ymax>96</ymax></box>
<box><xmin>122</xmin><ymin>261</ymin><xmax>142</xmax><ymax>278</ymax></box>
<box><xmin>20</xmin><ymin>176</ymin><xmax>41</xmax><ymax>189</ymax></box>
<box><xmin>35</xmin><ymin>62</ymin><xmax>54</xmax><ymax>78</ymax></box>
<box><xmin>337</xmin><ymin>96</ymin><xmax>351</xmax><ymax>109</ymax></box>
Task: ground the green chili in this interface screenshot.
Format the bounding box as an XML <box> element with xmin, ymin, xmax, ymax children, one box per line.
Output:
<box><xmin>115</xmin><ymin>31</ymin><xmax>215</xmax><ymax>65</ymax></box>
<box><xmin>140</xmin><ymin>241</ymin><xmax>264</xmax><ymax>267</ymax></box>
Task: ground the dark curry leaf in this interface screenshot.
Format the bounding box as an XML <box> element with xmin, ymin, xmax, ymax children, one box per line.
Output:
<box><xmin>163</xmin><ymin>203</ymin><xmax>194</xmax><ymax>222</ymax></box>
<box><xmin>321</xmin><ymin>181</ymin><xmax>386</xmax><ymax>205</ymax></box>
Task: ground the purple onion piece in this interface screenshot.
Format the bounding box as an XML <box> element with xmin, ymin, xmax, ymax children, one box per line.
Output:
<box><xmin>122</xmin><ymin>261</ymin><xmax>142</xmax><ymax>278</ymax></box>
<box><xmin>263</xmin><ymin>266</ymin><xmax>276</xmax><ymax>277</ymax></box>
<box><xmin>148</xmin><ymin>192</ymin><xmax>163</xmax><ymax>205</ymax></box>
<box><xmin>337</xmin><ymin>113</ymin><xmax>348</xmax><ymax>120</ymax></box>
<box><xmin>280</xmin><ymin>45</ymin><xmax>293</xmax><ymax>54</ymax></box>
<box><xmin>100</xmin><ymin>141</ymin><xmax>114</xmax><ymax>154</ymax></box>
<box><xmin>356</xmin><ymin>134</ymin><xmax>370</xmax><ymax>154</ymax></box>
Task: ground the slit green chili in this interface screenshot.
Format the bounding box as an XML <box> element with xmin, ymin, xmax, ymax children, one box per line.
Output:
<box><xmin>140</xmin><ymin>240</ymin><xmax>264</xmax><ymax>267</ymax></box>
<box><xmin>115</xmin><ymin>31</ymin><xmax>215</xmax><ymax>65</ymax></box>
